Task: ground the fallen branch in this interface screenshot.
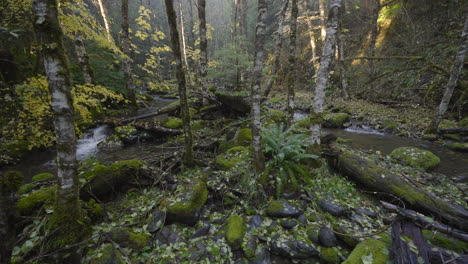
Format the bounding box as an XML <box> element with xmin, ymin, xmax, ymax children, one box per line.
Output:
<box><xmin>439</xmin><ymin>128</ymin><xmax>468</xmax><ymax>133</ymax></box>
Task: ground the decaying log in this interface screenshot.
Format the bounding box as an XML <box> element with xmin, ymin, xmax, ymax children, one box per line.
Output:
<box><xmin>122</xmin><ymin>101</ymin><xmax>181</xmax><ymax>122</ymax></box>
<box><xmin>328</xmin><ymin>148</ymin><xmax>468</xmax><ymax>232</ymax></box>
<box><xmin>439</xmin><ymin>128</ymin><xmax>468</xmax><ymax>133</ymax></box>
<box><xmin>427</xmin><ymin>245</ymin><xmax>468</xmax><ymax>264</ymax></box>
<box><xmin>390</xmin><ymin>220</ymin><xmax>430</xmax><ymax>264</ymax></box>
<box><xmin>214</xmin><ymin>91</ymin><xmax>251</xmax><ymax>114</ymax></box>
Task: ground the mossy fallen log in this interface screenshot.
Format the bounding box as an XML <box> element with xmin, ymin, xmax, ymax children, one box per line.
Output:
<box><xmin>328</xmin><ymin>148</ymin><xmax>468</xmax><ymax>232</ymax></box>
<box><xmin>121</xmin><ymin>100</ymin><xmax>182</xmax><ymax>122</ymax></box>
<box><xmin>214</xmin><ymin>90</ymin><xmax>251</xmax><ymax>114</ymax></box>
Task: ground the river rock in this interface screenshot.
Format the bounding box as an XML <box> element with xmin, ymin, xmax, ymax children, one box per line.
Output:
<box><xmin>249</xmin><ymin>215</ymin><xmax>263</xmax><ymax>229</ymax></box>
<box><xmin>270</xmin><ymin>237</ymin><xmax>319</xmax><ymax>259</ymax></box>
<box><xmin>249</xmin><ymin>245</ymin><xmax>271</xmax><ymax>264</ymax></box>
<box><xmin>90</xmin><ymin>244</ymin><xmax>124</xmax><ymax>264</ymax></box>
<box><xmin>148</xmin><ymin>209</ymin><xmax>166</xmax><ymax>233</ymax></box>
<box><xmin>192</xmin><ymin>224</ymin><xmax>211</xmax><ymax>238</ymax></box>
<box><xmin>389</xmin><ymin>147</ymin><xmax>440</xmax><ymax>171</ymax></box>
<box><xmin>266</xmin><ymin>200</ymin><xmax>303</xmax><ymax>218</ymax></box>
<box><xmin>356</xmin><ymin>208</ymin><xmax>378</xmax><ymax>218</ymax></box>
<box><xmin>318</xmin><ymin>200</ymin><xmax>346</xmax><ymax>217</ymax></box>
<box><xmin>281</xmin><ymin>220</ymin><xmax>297</xmax><ymax>230</ymax></box>
<box><xmin>225</xmin><ymin>215</ymin><xmax>247</xmax><ymax>250</ymax></box>
<box><xmin>319</xmin><ymin>225</ymin><xmax>338</xmax><ymax>247</ymax></box>
<box><xmin>342</xmin><ymin>239</ymin><xmax>389</xmax><ymax>264</ymax></box>
<box><xmin>105</xmin><ymin>228</ymin><xmax>149</xmax><ymax>250</ymax></box>
<box><xmin>166</xmin><ymin>178</ymin><xmax>208</xmax><ymax>226</ymax></box>
<box><xmin>323</xmin><ymin>113</ymin><xmax>350</xmax><ymax>128</ymax></box>
<box><xmin>153</xmin><ymin>227</ymin><xmax>185</xmax><ymax>246</ymax></box>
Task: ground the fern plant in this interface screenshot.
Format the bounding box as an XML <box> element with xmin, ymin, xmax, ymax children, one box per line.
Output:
<box><xmin>261</xmin><ymin>124</ymin><xmax>319</xmax><ymax>198</ymax></box>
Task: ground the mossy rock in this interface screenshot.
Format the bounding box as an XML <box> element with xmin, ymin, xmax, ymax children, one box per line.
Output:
<box><xmin>31</xmin><ymin>172</ymin><xmax>54</xmax><ymax>182</ymax></box>
<box><xmin>84</xmin><ymin>199</ymin><xmax>105</xmax><ymax>221</ymax></box>
<box><xmin>320</xmin><ymin>247</ymin><xmax>341</xmax><ymax>264</ymax></box>
<box><xmin>423</xmin><ymin>230</ymin><xmax>468</xmax><ymax>252</ymax></box>
<box><xmin>106</xmin><ymin>228</ymin><xmax>150</xmax><ymax>250</ymax></box>
<box><xmin>323</xmin><ymin>113</ymin><xmax>350</xmax><ymax>128</ymax></box>
<box><xmin>17</xmin><ymin>185</ymin><xmax>55</xmax><ymax>215</ymax></box>
<box><xmin>89</xmin><ymin>244</ymin><xmax>125</xmax><ymax>264</ymax></box>
<box><xmin>115</xmin><ymin>126</ymin><xmax>138</xmax><ymax>142</ymax></box>
<box><xmin>382</xmin><ymin>119</ymin><xmax>398</xmax><ymax>133</ymax></box>
<box><xmin>98</xmin><ymin>134</ymin><xmax>124</xmax><ymax>151</ymax></box>
<box><xmin>265</xmin><ymin>109</ymin><xmax>288</xmax><ymax>125</ymax></box>
<box><xmin>442</xmin><ymin>133</ymin><xmax>461</xmax><ymax>141</ymax></box>
<box><xmin>163</xmin><ymin>117</ymin><xmax>183</xmax><ymax>129</ymax></box>
<box><xmin>233</xmin><ymin>128</ymin><xmax>252</xmax><ymax>146</ymax></box>
<box><xmin>389</xmin><ymin>147</ymin><xmax>440</xmax><ymax>171</ymax></box>
<box><xmin>215</xmin><ymin>146</ymin><xmax>249</xmax><ymax>171</ymax></box>
<box><xmin>166</xmin><ymin>179</ymin><xmax>208</xmax><ymax>226</ymax></box>
<box><xmin>0</xmin><ymin>170</ymin><xmax>23</xmax><ymax>193</ymax></box>
<box><xmin>225</xmin><ymin>215</ymin><xmax>246</xmax><ymax>250</ymax></box>
<box><xmin>80</xmin><ymin>159</ymin><xmax>145</xmax><ymax>200</ymax></box>
<box><xmin>17</xmin><ymin>183</ymin><xmax>34</xmax><ymax>195</ymax></box>
<box><xmin>444</xmin><ymin>142</ymin><xmax>468</xmax><ymax>152</ymax></box>
<box><xmin>266</xmin><ymin>200</ymin><xmax>303</xmax><ymax>218</ymax></box>
<box><xmin>336</xmin><ymin>137</ymin><xmax>352</xmax><ymax>144</ymax></box>
<box><xmin>343</xmin><ymin>239</ymin><xmax>389</xmax><ymax>264</ymax></box>
<box><xmin>422</xmin><ymin>134</ymin><xmax>438</xmax><ymax>141</ymax></box>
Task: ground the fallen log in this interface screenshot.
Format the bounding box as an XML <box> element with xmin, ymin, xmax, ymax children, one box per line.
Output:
<box><xmin>427</xmin><ymin>246</ymin><xmax>468</xmax><ymax>264</ymax></box>
<box><xmin>439</xmin><ymin>128</ymin><xmax>468</xmax><ymax>133</ymax></box>
<box><xmin>328</xmin><ymin>148</ymin><xmax>468</xmax><ymax>232</ymax></box>
<box><xmin>390</xmin><ymin>220</ymin><xmax>430</xmax><ymax>264</ymax></box>
<box><xmin>121</xmin><ymin>100</ymin><xmax>181</xmax><ymax>123</ymax></box>
<box><xmin>214</xmin><ymin>90</ymin><xmax>251</xmax><ymax>114</ymax></box>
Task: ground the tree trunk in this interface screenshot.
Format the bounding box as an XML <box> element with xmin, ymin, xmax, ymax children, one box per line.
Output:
<box><xmin>97</xmin><ymin>0</ymin><xmax>112</xmax><ymax>42</ymax></box>
<box><xmin>251</xmin><ymin>0</ymin><xmax>268</xmax><ymax>173</ymax></box>
<box><xmin>164</xmin><ymin>0</ymin><xmax>194</xmax><ymax>167</ymax></box>
<box><xmin>122</xmin><ymin>0</ymin><xmax>136</xmax><ymax>108</ymax></box>
<box><xmin>337</xmin><ymin>4</ymin><xmax>349</xmax><ymax>99</ymax></box>
<box><xmin>287</xmin><ymin>0</ymin><xmax>298</xmax><ymax>127</ymax></box>
<box><xmin>178</xmin><ymin>0</ymin><xmax>192</xmax><ymax>86</ymax></box>
<box><xmin>187</xmin><ymin>0</ymin><xmax>196</xmax><ymax>48</ymax></box>
<box><xmin>305</xmin><ymin>0</ymin><xmax>318</xmax><ymax>65</ymax></box>
<box><xmin>33</xmin><ymin>0</ymin><xmax>88</xmax><ymax>261</ymax></box>
<box><xmin>233</xmin><ymin>0</ymin><xmax>241</xmax><ymax>90</ymax></box>
<box><xmin>74</xmin><ymin>35</ymin><xmax>95</xmax><ymax>84</ymax></box>
<box><xmin>328</xmin><ymin>148</ymin><xmax>468</xmax><ymax>232</ymax></box>
<box><xmin>429</xmin><ymin>16</ymin><xmax>468</xmax><ymax>131</ymax></box>
<box><xmin>262</xmin><ymin>0</ymin><xmax>288</xmax><ymax>100</ymax></box>
<box><xmin>390</xmin><ymin>220</ymin><xmax>430</xmax><ymax>264</ymax></box>
<box><xmin>319</xmin><ymin>0</ymin><xmax>327</xmax><ymax>41</ymax></box>
<box><xmin>310</xmin><ymin>0</ymin><xmax>342</xmax><ymax>145</ymax></box>
<box><xmin>239</xmin><ymin>0</ymin><xmax>248</xmax><ymax>36</ymax></box>
<box><xmin>367</xmin><ymin>0</ymin><xmax>381</xmax><ymax>94</ymax></box>
<box><xmin>197</xmin><ymin>0</ymin><xmax>209</xmax><ymax>105</ymax></box>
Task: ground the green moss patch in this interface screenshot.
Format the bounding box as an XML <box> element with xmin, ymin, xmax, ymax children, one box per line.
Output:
<box><xmin>166</xmin><ymin>179</ymin><xmax>208</xmax><ymax>225</ymax></box>
<box><xmin>163</xmin><ymin>117</ymin><xmax>183</xmax><ymax>129</ymax></box>
<box><xmin>389</xmin><ymin>147</ymin><xmax>440</xmax><ymax>171</ymax></box>
<box><xmin>423</xmin><ymin>230</ymin><xmax>468</xmax><ymax>252</ymax></box>
<box><xmin>17</xmin><ymin>185</ymin><xmax>55</xmax><ymax>215</ymax></box>
<box><xmin>444</xmin><ymin>142</ymin><xmax>468</xmax><ymax>152</ymax></box>
<box><xmin>31</xmin><ymin>172</ymin><xmax>54</xmax><ymax>182</ymax></box>
<box><xmin>323</xmin><ymin>113</ymin><xmax>350</xmax><ymax>128</ymax></box>
<box><xmin>215</xmin><ymin>146</ymin><xmax>249</xmax><ymax>171</ymax></box>
<box><xmin>225</xmin><ymin>215</ymin><xmax>246</xmax><ymax>250</ymax></box>
<box><xmin>343</xmin><ymin>239</ymin><xmax>389</xmax><ymax>264</ymax></box>
<box><xmin>320</xmin><ymin>247</ymin><xmax>340</xmax><ymax>264</ymax></box>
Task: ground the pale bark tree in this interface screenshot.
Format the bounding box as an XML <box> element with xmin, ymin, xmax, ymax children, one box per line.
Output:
<box><xmin>337</xmin><ymin>3</ymin><xmax>349</xmax><ymax>99</ymax></box>
<box><xmin>97</xmin><ymin>0</ymin><xmax>112</xmax><ymax>42</ymax></box>
<box><xmin>122</xmin><ymin>0</ymin><xmax>136</xmax><ymax>108</ymax></box>
<box><xmin>319</xmin><ymin>0</ymin><xmax>327</xmax><ymax>41</ymax></box>
<box><xmin>33</xmin><ymin>0</ymin><xmax>88</xmax><ymax>260</ymax></box>
<box><xmin>262</xmin><ymin>0</ymin><xmax>288</xmax><ymax>100</ymax></box>
<box><xmin>74</xmin><ymin>35</ymin><xmax>94</xmax><ymax>84</ymax></box>
<box><xmin>305</xmin><ymin>0</ymin><xmax>318</xmax><ymax>65</ymax></box>
<box><xmin>287</xmin><ymin>0</ymin><xmax>298</xmax><ymax>127</ymax></box>
<box><xmin>310</xmin><ymin>0</ymin><xmax>343</xmax><ymax>145</ymax></box>
<box><xmin>178</xmin><ymin>0</ymin><xmax>192</xmax><ymax>86</ymax></box>
<box><xmin>430</xmin><ymin>16</ymin><xmax>468</xmax><ymax>131</ymax></box>
<box><xmin>197</xmin><ymin>0</ymin><xmax>209</xmax><ymax>104</ymax></box>
<box><xmin>367</xmin><ymin>0</ymin><xmax>381</xmax><ymax>92</ymax></box>
<box><xmin>164</xmin><ymin>0</ymin><xmax>194</xmax><ymax>167</ymax></box>
<box><xmin>251</xmin><ymin>0</ymin><xmax>268</xmax><ymax>173</ymax></box>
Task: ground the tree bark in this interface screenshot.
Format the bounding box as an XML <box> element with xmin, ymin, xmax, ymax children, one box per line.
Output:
<box><xmin>337</xmin><ymin>4</ymin><xmax>349</xmax><ymax>99</ymax></box>
<box><xmin>390</xmin><ymin>220</ymin><xmax>430</xmax><ymax>264</ymax></box>
<box><xmin>319</xmin><ymin>0</ymin><xmax>327</xmax><ymax>41</ymax></box>
<box><xmin>305</xmin><ymin>0</ymin><xmax>318</xmax><ymax>65</ymax></box>
<box><xmin>33</xmin><ymin>0</ymin><xmax>88</xmax><ymax>260</ymax></box>
<box><xmin>262</xmin><ymin>0</ymin><xmax>288</xmax><ymax>100</ymax></box>
<box><xmin>178</xmin><ymin>0</ymin><xmax>192</xmax><ymax>86</ymax></box>
<box><xmin>251</xmin><ymin>0</ymin><xmax>268</xmax><ymax>173</ymax></box>
<box><xmin>122</xmin><ymin>0</ymin><xmax>136</xmax><ymax>108</ymax></box>
<box><xmin>287</xmin><ymin>0</ymin><xmax>298</xmax><ymax>127</ymax></box>
<box><xmin>74</xmin><ymin>35</ymin><xmax>94</xmax><ymax>84</ymax></box>
<box><xmin>164</xmin><ymin>0</ymin><xmax>194</xmax><ymax>167</ymax></box>
<box><xmin>97</xmin><ymin>0</ymin><xmax>112</xmax><ymax>42</ymax></box>
<box><xmin>430</xmin><ymin>16</ymin><xmax>468</xmax><ymax>131</ymax></box>
<box><xmin>328</xmin><ymin>148</ymin><xmax>468</xmax><ymax>232</ymax></box>
<box><xmin>367</xmin><ymin>0</ymin><xmax>381</xmax><ymax>94</ymax></box>
<box><xmin>310</xmin><ymin>0</ymin><xmax>342</xmax><ymax>145</ymax></box>
<box><xmin>197</xmin><ymin>0</ymin><xmax>209</xmax><ymax>105</ymax></box>
<box><xmin>239</xmin><ymin>0</ymin><xmax>248</xmax><ymax>36</ymax></box>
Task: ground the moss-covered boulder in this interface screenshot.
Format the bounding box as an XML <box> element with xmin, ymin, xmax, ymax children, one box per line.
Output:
<box><xmin>382</xmin><ymin>119</ymin><xmax>398</xmax><ymax>133</ymax></box>
<box><xmin>163</xmin><ymin>117</ymin><xmax>183</xmax><ymax>129</ymax></box>
<box><xmin>320</xmin><ymin>247</ymin><xmax>341</xmax><ymax>264</ymax></box>
<box><xmin>215</xmin><ymin>146</ymin><xmax>249</xmax><ymax>171</ymax></box>
<box><xmin>89</xmin><ymin>244</ymin><xmax>125</xmax><ymax>264</ymax></box>
<box><xmin>233</xmin><ymin>128</ymin><xmax>252</xmax><ymax>146</ymax></box>
<box><xmin>80</xmin><ymin>159</ymin><xmax>145</xmax><ymax>200</ymax></box>
<box><xmin>389</xmin><ymin>147</ymin><xmax>440</xmax><ymax>171</ymax></box>
<box><xmin>115</xmin><ymin>126</ymin><xmax>138</xmax><ymax>143</ymax></box>
<box><xmin>166</xmin><ymin>179</ymin><xmax>208</xmax><ymax>226</ymax></box>
<box><xmin>445</xmin><ymin>142</ymin><xmax>468</xmax><ymax>152</ymax></box>
<box><xmin>323</xmin><ymin>113</ymin><xmax>350</xmax><ymax>128</ymax></box>
<box><xmin>31</xmin><ymin>172</ymin><xmax>54</xmax><ymax>182</ymax></box>
<box><xmin>17</xmin><ymin>185</ymin><xmax>55</xmax><ymax>215</ymax></box>
<box><xmin>266</xmin><ymin>200</ymin><xmax>304</xmax><ymax>218</ymax></box>
<box><xmin>105</xmin><ymin>228</ymin><xmax>150</xmax><ymax>250</ymax></box>
<box><xmin>225</xmin><ymin>215</ymin><xmax>246</xmax><ymax>250</ymax></box>
<box><xmin>423</xmin><ymin>230</ymin><xmax>468</xmax><ymax>252</ymax></box>
<box><xmin>265</xmin><ymin>109</ymin><xmax>288</xmax><ymax>125</ymax></box>
<box><xmin>422</xmin><ymin>133</ymin><xmax>438</xmax><ymax>141</ymax></box>
<box><xmin>342</xmin><ymin>239</ymin><xmax>389</xmax><ymax>264</ymax></box>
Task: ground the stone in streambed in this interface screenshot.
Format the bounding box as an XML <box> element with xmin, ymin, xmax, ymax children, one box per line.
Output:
<box><xmin>225</xmin><ymin>215</ymin><xmax>247</xmax><ymax>250</ymax></box>
<box><xmin>318</xmin><ymin>200</ymin><xmax>346</xmax><ymax>217</ymax></box>
<box><xmin>389</xmin><ymin>147</ymin><xmax>440</xmax><ymax>171</ymax></box>
<box><xmin>319</xmin><ymin>225</ymin><xmax>338</xmax><ymax>247</ymax></box>
<box><xmin>166</xmin><ymin>178</ymin><xmax>208</xmax><ymax>226</ymax></box>
<box><xmin>266</xmin><ymin>200</ymin><xmax>303</xmax><ymax>218</ymax></box>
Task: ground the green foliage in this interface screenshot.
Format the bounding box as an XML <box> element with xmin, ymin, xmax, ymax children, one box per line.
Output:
<box><xmin>261</xmin><ymin>125</ymin><xmax>318</xmax><ymax>198</ymax></box>
<box><xmin>31</xmin><ymin>172</ymin><xmax>54</xmax><ymax>182</ymax></box>
<box><xmin>16</xmin><ymin>185</ymin><xmax>56</xmax><ymax>215</ymax></box>
<box><xmin>163</xmin><ymin>117</ymin><xmax>183</xmax><ymax>129</ymax></box>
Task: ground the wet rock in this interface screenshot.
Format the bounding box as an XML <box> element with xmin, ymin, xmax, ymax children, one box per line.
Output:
<box><xmin>332</xmin><ymin>224</ymin><xmax>360</xmax><ymax>248</ymax></box>
<box><xmin>389</xmin><ymin>147</ymin><xmax>440</xmax><ymax>171</ymax></box>
<box><xmin>281</xmin><ymin>191</ymin><xmax>297</xmax><ymax>200</ymax></box>
<box><xmin>356</xmin><ymin>208</ymin><xmax>378</xmax><ymax>218</ymax></box>
<box><xmin>105</xmin><ymin>228</ymin><xmax>149</xmax><ymax>250</ymax></box>
<box><xmin>281</xmin><ymin>220</ymin><xmax>297</xmax><ymax>230</ymax></box>
<box><xmin>153</xmin><ymin>227</ymin><xmax>185</xmax><ymax>246</ymax></box>
<box><xmin>266</xmin><ymin>200</ymin><xmax>304</xmax><ymax>218</ymax></box>
<box><xmin>270</xmin><ymin>237</ymin><xmax>319</xmax><ymax>259</ymax></box>
<box><xmin>323</xmin><ymin>113</ymin><xmax>350</xmax><ymax>128</ymax></box>
<box><xmin>318</xmin><ymin>200</ymin><xmax>346</xmax><ymax>217</ymax></box>
<box><xmin>242</xmin><ymin>235</ymin><xmax>258</xmax><ymax>259</ymax></box>
<box><xmin>319</xmin><ymin>226</ymin><xmax>338</xmax><ymax>247</ymax></box>
<box><xmin>249</xmin><ymin>215</ymin><xmax>263</xmax><ymax>229</ymax></box>
<box><xmin>148</xmin><ymin>209</ymin><xmax>166</xmax><ymax>233</ymax></box>
<box><xmin>166</xmin><ymin>179</ymin><xmax>208</xmax><ymax>226</ymax></box>
<box><xmin>297</xmin><ymin>215</ymin><xmax>307</xmax><ymax>225</ymax></box>
<box><xmin>114</xmin><ymin>126</ymin><xmax>138</xmax><ymax>143</ymax></box>
<box><xmin>350</xmin><ymin>213</ymin><xmax>365</xmax><ymax>224</ymax></box>
<box><xmin>249</xmin><ymin>245</ymin><xmax>271</xmax><ymax>264</ymax></box>
<box><xmin>192</xmin><ymin>224</ymin><xmax>211</xmax><ymax>238</ymax></box>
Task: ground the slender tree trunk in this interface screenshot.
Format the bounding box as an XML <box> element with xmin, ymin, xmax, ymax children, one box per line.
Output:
<box><xmin>74</xmin><ymin>35</ymin><xmax>94</xmax><ymax>84</ymax></box>
<box><xmin>251</xmin><ymin>0</ymin><xmax>268</xmax><ymax>173</ymax></box>
<box><xmin>33</xmin><ymin>0</ymin><xmax>88</xmax><ymax>261</ymax></box>
<box><xmin>187</xmin><ymin>0</ymin><xmax>196</xmax><ymax>48</ymax></box>
<box><xmin>337</xmin><ymin>4</ymin><xmax>349</xmax><ymax>99</ymax></box>
<box><xmin>306</xmin><ymin>0</ymin><xmax>318</xmax><ymax>65</ymax></box>
<box><xmin>97</xmin><ymin>0</ymin><xmax>112</xmax><ymax>42</ymax></box>
<box><xmin>233</xmin><ymin>0</ymin><xmax>241</xmax><ymax>90</ymax></box>
<box><xmin>367</xmin><ymin>0</ymin><xmax>381</xmax><ymax>93</ymax></box>
<box><xmin>122</xmin><ymin>0</ymin><xmax>136</xmax><ymax>108</ymax></box>
<box><xmin>287</xmin><ymin>0</ymin><xmax>298</xmax><ymax>127</ymax></box>
<box><xmin>164</xmin><ymin>0</ymin><xmax>194</xmax><ymax>167</ymax></box>
<box><xmin>240</xmin><ymin>0</ymin><xmax>248</xmax><ymax>36</ymax></box>
<box><xmin>310</xmin><ymin>0</ymin><xmax>343</xmax><ymax>145</ymax></box>
<box><xmin>197</xmin><ymin>0</ymin><xmax>209</xmax><ymax>105</ymax></box>
<box><xmin>429</xmin><ymin>16</ymin><xmax>468</xmax><ymax>131</ymax></box>
<box><xmin>178</xmin><ymin>0</ymin><xmax>192</xmax><ymax>86</ymax></box>
<box><xmin>319</xmin><ymin>0</ymin><xmax>327</xmax><ymax>41</ymax></box>
<box><xmin>263</xmin><ymin>0</ymin><xmax>288</xmax><ymax>100</ymax></box>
